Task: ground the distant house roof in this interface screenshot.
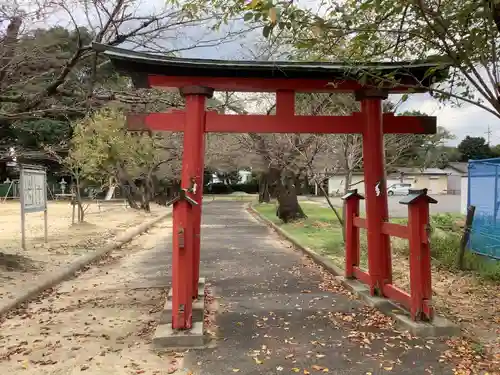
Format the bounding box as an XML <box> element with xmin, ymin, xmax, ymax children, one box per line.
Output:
<box><xmin>445</xmin><ymin>162</ymin><xmax>468</xmax><ymax>175</ymax></box>
<box><xmin>323</xmin><ymin>167</ymin><xmax>449</xmax><ymax>177</ymax></box>
<box><xmin>396</xmin><ymin>167</ymin><xmax>449</xmax><ymax>175</ymax></box>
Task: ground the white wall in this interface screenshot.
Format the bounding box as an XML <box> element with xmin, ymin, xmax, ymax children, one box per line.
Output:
<box><xmin>461</xmin><ymin>176</ymin><xmax>468</xmax><ymax>215</ymax></box>
<box><xmin>328</xmin><ymin>175</ymin><xmax>365</xmax><ymax>196</ymax></box>
<box><xmin>238</xmin><ymin>170</ymin><xmax>252</xmax><ymax>183</ymax></box>
<box><xmin>386</xmin><ymin>178</ymin><xmax>414</xmax><ymax>187</ymax></box>
<box><xmin>328</xmin><ymin>176</ymin><xmax>414</xmax><ymax>196</ymax></box>
<box><xmin>447</xmin><ymin>174</ymin><xmax>461</xmax><ymax>193</ymax></box>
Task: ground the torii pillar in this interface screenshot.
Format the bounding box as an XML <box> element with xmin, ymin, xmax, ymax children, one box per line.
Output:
<box><xmin>171</xmin><ymin>86</ymin><xmax>213</xmax><ymax>330</ymax></box>
<box><xmin>356</xmin><ymin>89</ymin><xmax>392</xmax><ymax>295</ymax></box>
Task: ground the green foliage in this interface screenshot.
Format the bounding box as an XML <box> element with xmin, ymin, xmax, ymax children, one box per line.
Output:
<box><xmin>431</xmin><ymin>232</ymin><xmax>500</xmax><ymax>282</ymax></box>
<box><xmin>68</xmin><ymin>108</ymin><xmax>160</xmax><ymax>185</ymax></box>
<box><xmin>12</xmin><ymin>119</ymin><xmax>71</xmax><ymax>149</ymax></box>
<box><xmin>431</xmin><ymin>213</ymin><xmax>462</xmax><ymax>230</ymax></box>
<box><xmin>457</xmin><ymin>136</ymin><xmax>495</xmax><ymax>161</ymax></box>
<box><xmin>215</xmin><ymin>0</ymin><xmax>500</xmax><ymax>118</ymax></box>
<box><xmin>205</xmin><ymin>183</ymin><xmax>232</xmax><ymax>194</ymax></box>
<box><xmin>0</xmin><ymin>25</ymin><xmax>119</xmax><ymax>152</ymax></box>
<box><xmin>6</xmin><ymin>27</ymin><xmax>96</xmax><ymax>97</ymax></box>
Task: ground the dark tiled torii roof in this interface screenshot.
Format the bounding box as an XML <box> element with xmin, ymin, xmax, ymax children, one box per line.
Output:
<box><xmin>92</xmin><ymin>43</ymin><xmax>449</xmax><ymax>90</ymax></box>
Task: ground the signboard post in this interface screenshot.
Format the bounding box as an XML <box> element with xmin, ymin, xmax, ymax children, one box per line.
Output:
<box><xmin>20</xmin><ymin>165</ymin><xmax>48</xmax><ymax>250</ymax></box>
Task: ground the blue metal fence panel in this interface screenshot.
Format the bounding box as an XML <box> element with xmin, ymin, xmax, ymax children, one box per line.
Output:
<box><xmin>468</xmin><ymin>158</ymin><xmax>500</xmax><ymax>259</ymax></box>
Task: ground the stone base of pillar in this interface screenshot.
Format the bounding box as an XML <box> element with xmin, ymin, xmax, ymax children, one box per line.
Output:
<box><xmin>153</xmin><ymin>277</ymin><xmax>207</xmax><ymax>349</ymax></box>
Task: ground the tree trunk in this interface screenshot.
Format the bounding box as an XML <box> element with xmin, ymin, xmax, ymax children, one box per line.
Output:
<box><xmin>123</xmin><ymin>184</ymin><xmax>140</xmax><ymax>209</ymax></box>
<box><xmin>139</xmin><ymin>182</ymin><xmax>151</xmax><ymax>213</ymax></box>
<box><xmin>301</xmin><ymin>174</ymin><xmax>311</xmax><ymax>195</ymax></box>
<box><xmin>276</xmin><ymin>174</ymin><xmax>307</xmax><ymax>223</ymax></box>
<box><xmin>258</xmin><ymin>173</ymin><xmax>271</xmax><ymax>203</ymax></box>
<box><xmin>114</xmin><ymin>164</ymin><xmax>142</xmax><ymax>210</ymax></box>
<box><xmin>75</xmin><ymin>177</ymin><xmax>85</xmax><ymax>223</ymax></box>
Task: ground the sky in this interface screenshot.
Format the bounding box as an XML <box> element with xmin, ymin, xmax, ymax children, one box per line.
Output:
<box><xmin>396</xmin><ymin>94</ymin><xmax>500</xmax><ymax>146</ymax></box>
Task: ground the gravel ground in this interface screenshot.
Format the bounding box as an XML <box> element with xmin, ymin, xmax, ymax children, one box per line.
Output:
<box><xmin>0</xmin><ymin>201</ymin><xmax>169</xmax><ymax>305</ymax></box>
<box><xmin>0</xmin><ymin>218</ymin><xmax>180</xmax><ymax>375</ymax></box>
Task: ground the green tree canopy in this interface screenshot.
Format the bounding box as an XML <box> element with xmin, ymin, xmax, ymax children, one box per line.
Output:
<box><xmin>191</xmin><ymin>0</ymin><xmax>500</xmax><ymax>120</ymax></box>
<box><xmin>457</xmin><ymin>136</ymin><xmax>495</xmax><ymax>161</ymax></box>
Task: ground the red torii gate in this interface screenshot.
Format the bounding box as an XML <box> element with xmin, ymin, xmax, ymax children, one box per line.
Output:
<box><xmin>94</xmin><ymin>43</ymin><xmax>447</xmax><ymax>330</ymax></box>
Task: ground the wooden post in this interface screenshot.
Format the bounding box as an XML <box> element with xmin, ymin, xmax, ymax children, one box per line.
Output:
<box><xmin>457</xmin><ymin>205</ymin><xmax>476</xmax><ymax>270</ymax></box>
<box><xmin>342</xmin><ymin>190</ymin><xmax>364</xmax><ymax>278</ymax></box>
<box><xmin>403</xmin><ymin>189</ymin><xmax>437</xmax><ymax>321</ymax></box>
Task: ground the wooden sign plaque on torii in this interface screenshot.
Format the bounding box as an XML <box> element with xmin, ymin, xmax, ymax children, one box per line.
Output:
<box><xmin>93</xmin><ymin>43</ymin><xmax>448</xmax><ymax>331</ymax></box>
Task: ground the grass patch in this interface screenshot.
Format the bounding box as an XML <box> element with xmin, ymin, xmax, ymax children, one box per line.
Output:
<box><xmin>431</xmin><ymin>232</ymin><xmax>500</xmax><ymax>282</ymax></box>
<box><xmin>254</xmin><ymin>202</ymin><xmax>500</xmax><ymax>282</ymax></box>
<box><xmin>395</xmin><ymin>213</ymin><xmax>500</xmax><ymax>282</ymax></box>
<box><xmin>253</xmin><ymin>202</ymin><xmax>366</xmax><ymax>269</ymax></box>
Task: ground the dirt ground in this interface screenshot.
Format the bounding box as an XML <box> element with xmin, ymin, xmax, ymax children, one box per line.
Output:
<box><xmin>0</xmin><ymin>201</ymin><xmax>169</xmax><ymax>304</ymax></box>
<box><xmin>0</xmin><ymin>218</ymin><xmax>184</xmax><ymax>375</ymax></box>
<box><xmin>325</xmin><ymin>238</ymin><xmax>500</xmax><ymax>358</ymax></box>
<box><xmin>390</xmin><ymin>249</ymin><xmax>500</xmax><ymax>358</ymax></box>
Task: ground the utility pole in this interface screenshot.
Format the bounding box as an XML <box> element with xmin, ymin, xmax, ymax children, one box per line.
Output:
<box><xmin>486</xmin><ymin>125</ymin><xmax>493</xmax><ymax>145</ymax></box>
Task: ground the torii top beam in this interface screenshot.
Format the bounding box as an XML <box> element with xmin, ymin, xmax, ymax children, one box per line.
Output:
<box><xmin>92</xmin><ymin>43</ymin><xmax>449</xmax><ymax>93</ymax></box>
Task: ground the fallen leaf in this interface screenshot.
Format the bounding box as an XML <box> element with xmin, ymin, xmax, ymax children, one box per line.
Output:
<box><xmin>276</xmin><ymin>366</ymin><xmax>283</xmax><ymax>371</ymax></box>
<box><xmin>292</xmin><ymin>368</ymin><xmax>300</xmax><ymax>373</ymax></box>
<box><xmin>322</xmin><ymin>369</ymin><xmax>329</xmax><ymax>373</ymax></box>
<box><xmin>232</xmin><ymin>369</ymin><xmax>240</xmax><ymax>373</ymax></box>
<box><xmin>316</xmin><ymin>354</ymin><xmax>326</xmax><ymax>358</ymax></box>
<box><xmin>312</xmin><ymin>365</ymin><xmax>323</xmax><ymax>371</ymax></box>
<box><xmin>304</xmin><ymin>370</ymin><xmax>310</xmax><ymax>375</ymax></box>
<box><xmin>383</xmin><ymin>367</ymin><xmax>393</xmax><ymax>371</ymax></box>
<box><xmin>254</xmin><ymin>357</ymin><xmax>263</xmax><ymax>365</ymax></box>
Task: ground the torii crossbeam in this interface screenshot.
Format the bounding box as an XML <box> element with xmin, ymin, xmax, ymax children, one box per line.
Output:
<box><xmin>93</xmin><ymin>42</ymin><xmax>449</xmax><ymax>332</ymax></box>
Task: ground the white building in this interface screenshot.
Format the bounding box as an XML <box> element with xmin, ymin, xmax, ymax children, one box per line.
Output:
<box><xmin>326</xmin><ymin>168</ymin><xmax>450</xmax><ymax>196</ymax></box>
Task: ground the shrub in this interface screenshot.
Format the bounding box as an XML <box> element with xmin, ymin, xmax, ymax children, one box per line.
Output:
<box><xmin>230</xmin><ymin>182</ymin><xmax>259</xmax><ymax>194</ymax></box>
<box><xmin>204</xmin><ymin>183</ymin><xmax>232</xmax><ymax>194</ymax></box>
<box><xmin>431</xmin><ymin>231</ymin><xmax>500</xmax><ymax>281</ymax></box>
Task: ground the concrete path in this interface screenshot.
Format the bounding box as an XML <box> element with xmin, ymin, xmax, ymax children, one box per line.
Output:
<box><xmin>184</xmin><ymin>201</ymin><xmax>454</xmax><ymax>374</ymax></box>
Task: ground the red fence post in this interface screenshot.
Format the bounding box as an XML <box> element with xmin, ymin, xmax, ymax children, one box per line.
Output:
<box><xmin>180</xmin><ymin>86</ymin><xmax>214</xmax><ymax>301</ymax></box>
<box><xmin>401</xmin><ymin>188</ymin><xmax>437</xmax><ymax>321</ymax></box>
<box><xmin>341</xmin><ymin>189</ymin><xmax>364</xmax><ymax>278</ymax></box>
<box><xmin>356</xmin><ymin>89</ymin><xmax>392</xmax><ymax>295</ymax></box>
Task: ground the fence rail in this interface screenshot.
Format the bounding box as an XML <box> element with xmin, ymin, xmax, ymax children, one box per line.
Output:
<box><xmin>468</xmin><ymin>159</ymin><xmax>500</xmax><ymax>260</ymax></box>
